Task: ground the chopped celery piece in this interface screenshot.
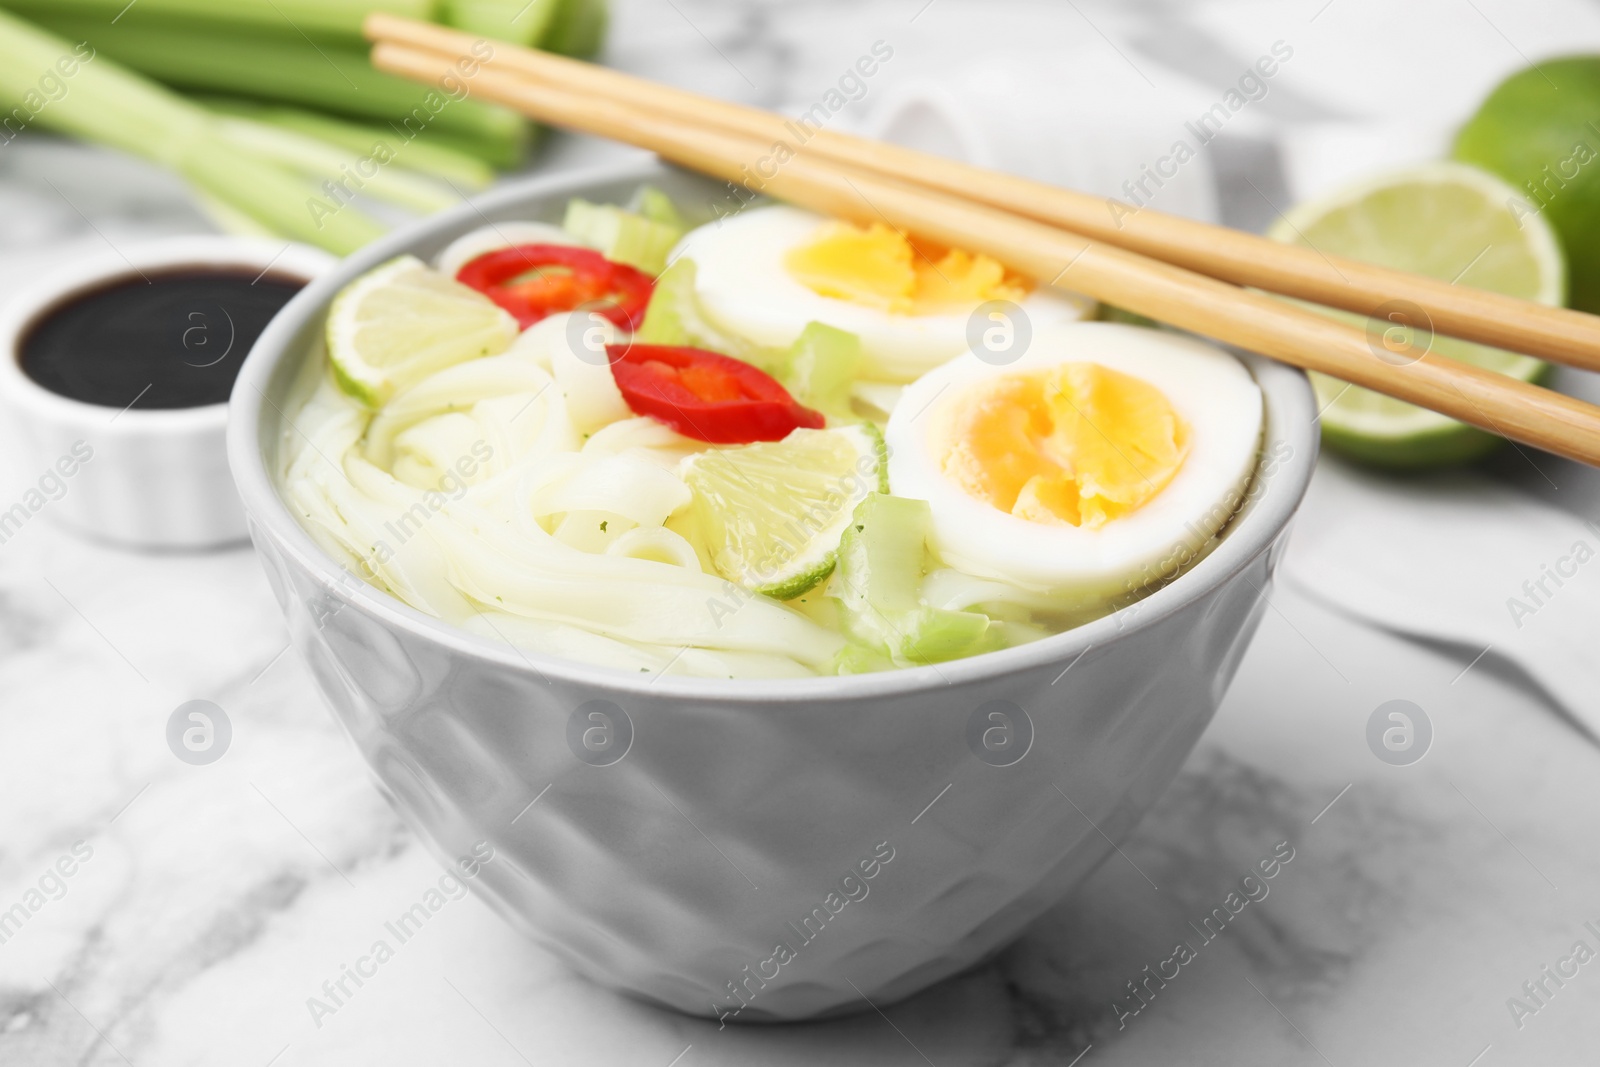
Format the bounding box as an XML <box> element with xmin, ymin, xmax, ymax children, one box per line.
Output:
<box><xmin>784</xmin><ymin>322</ymin><xmax>860</xmax><ymax>419</ymax></box>
<box><xmin>633</xmin><ymin>259</ymin><xmax>788</xmax><ymax>373</ymax></box>
<box><xmin>630</xmin><ymin>185</ymin><xmax>686</xmax><ymax>229</ymax></box>
<box><xmin>1096</xmin><ymin>303</ymin><xmax>1157</xmax><ymax>329</ymax></box>
<box><xmin>830</xmin><ymin>494</ymin><xmax>993</xmax><ymax>668</ymax></box>
<box><xmin>836</xmin><ymin>495</ymin><xmax>925</xmax><ymax>613</ymax></box>
<box><xmin>834</xmin><ymin>642</ymin><xmax>896</xmax><ymax>675</ymax></box>
<box><xmin>563</xmin><ymin>198</ymin><xmax>684</xmax><ymax>275</ymax></box>
<box><xmin>897</xmin><ymin>606</ymin><xmax>994</xmax><ymax>662</ymax></box>
<box><xmin>634</xmin><ymin>258</ymin><xmax>693</xmax><ymax>345</ymax></box>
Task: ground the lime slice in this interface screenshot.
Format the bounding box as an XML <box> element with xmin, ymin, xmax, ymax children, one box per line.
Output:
<box><xmin>1267</xmin><ymin>162</ymin><xmax>1565</xmax><ymax>467</ymax></box>
<box><xmin>326</xmin><ymin>255</ymin><xmax>518</xmax><ymax>407</ymax></box>
<box><xmin>681</xmin><ymin>424</ymin><xmax>888</xmax><ymax>600</ymax></box>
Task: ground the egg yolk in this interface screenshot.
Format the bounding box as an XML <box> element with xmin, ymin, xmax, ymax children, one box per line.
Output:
<box><xmin>784</xmin><ymin>221</ymin><xmax>1028</xmax><ymax>314</ymax></box>
<box><xmin>939</xmin><ymin>363</ymin><xmax>1190</xmax><ymax>528</ymax></box>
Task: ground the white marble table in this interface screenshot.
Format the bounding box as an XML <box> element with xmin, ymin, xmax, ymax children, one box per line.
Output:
<box><xmin>4</xmin><ymin>1</ymin><xmax>1600</xmax><ymax>1064</ymax></box>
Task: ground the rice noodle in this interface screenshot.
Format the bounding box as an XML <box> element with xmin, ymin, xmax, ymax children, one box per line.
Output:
<box><xmin>280</xmin><ymin>344</ymin><xmax>845</xmax><ymax>677</ymax></box>
<box><xmin>275</xmin><ymin>209</ymin><xmax>1224</xmax><ymax>680</ymax></box>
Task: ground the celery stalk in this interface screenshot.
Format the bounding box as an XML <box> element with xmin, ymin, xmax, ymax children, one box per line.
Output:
<box><xmin>213</xmin><ymin>115</ymin><xmax>460</xmax><ymax>215</ymax></box>
<box><xmin>414</xmin><ymin>122</ymin><xmax>542</xmax><ymax>170</ymax></box>
<box><xmin>0</xmin><ymin>0</ymin><xmax>437</xmax><ymax>42</ymax></box>
<box><xmin>443</xmin><ymin>0</ymin><xmax>560</xmax><ymax>47</ymax></box>
<box><xmin>830</xmin><ymin>494</ymin><xmax>993</xmax><ymax>668</ymax></box>
<box><xmin>165</xmin><ymin>125</ymin><xmax>390</xmax><ymax>253</ymax></box>
<box><xmin>201</xmin><ymin>98</ymin><xmax>497</xmax><ymax>190</ymax></box>
<box><xmin>0</xmin><ymin>10</ymin><xmax>386</xmax><ymax>253</ymax></box>
<box><xmin>192</xmin><ymin>190</ymin><xmax>280</xmax><ymax>240</ymax></box>
<box><xmin>24</xmin><ymin>14</ymin><xmax>529</xmax><ymax>168</ymax></box>
<box><xmin>542</xmin><ymin>0</ymin><xmax>609</xmax><ymax>58</ymax></box>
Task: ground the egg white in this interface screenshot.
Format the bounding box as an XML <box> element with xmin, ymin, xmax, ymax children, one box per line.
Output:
<box><xmin>885</xmin><ymin>321</ymin><xmax>1264</xmax><ymax>604</ymax></box>
<box><xmin>434</xmin><ymin>221</ymin><xmax>579</xmax><ymax>278</ymax></box>
<box><xmin>672</xmin><ymin>205</ymin><xmax>1095</xmax><ymax>384</ymax></box>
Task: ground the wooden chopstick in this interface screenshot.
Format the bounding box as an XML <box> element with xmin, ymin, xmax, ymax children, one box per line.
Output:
<box><xmin>366</xmin><ymin>37</ymin><xmax>1600</xmax><ymax>468</ymax></box>
<box><xmin>366</xmin><ymin>13</ymin><xmax>1600</xmax><ymax>375</ymax></box>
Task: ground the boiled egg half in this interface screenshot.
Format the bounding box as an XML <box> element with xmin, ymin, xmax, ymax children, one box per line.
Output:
<box><xmin>672</xmin><ymin>205</ymin><xmax>1094</xmax><ymax>383</ymax></box>
<box><xmin>885</xmin><ymin>322</ymin><xmax>1264</xmax><ymax>602</ymax></box>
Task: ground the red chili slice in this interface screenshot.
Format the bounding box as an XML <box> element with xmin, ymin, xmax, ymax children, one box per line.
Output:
<box><xmin>455</xmin><ymin>244</ymin><xmax>653</xmax><ymax>331</ymax></box>
<box><xmin>606</xmin><ymin>344</ymin><xmax>824</xmax><ymax>444</ymax></box>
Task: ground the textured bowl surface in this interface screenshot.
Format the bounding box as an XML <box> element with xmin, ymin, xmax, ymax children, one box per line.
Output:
<box><xmin>227</xmin><ymin>161</ymin><xmax>1318</xmax><ymax>1021</ymax></box>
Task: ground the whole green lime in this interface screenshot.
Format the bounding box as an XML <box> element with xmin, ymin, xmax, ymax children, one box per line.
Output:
<box><xmin>1454</xmin><ymin>56</ymin><xmax>1600</xmax><ymax>313</ymax></box>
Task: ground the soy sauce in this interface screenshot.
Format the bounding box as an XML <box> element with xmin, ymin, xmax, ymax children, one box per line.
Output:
<box><xmin>20</xmin><ymin>268</ymin><xmax>303</xmax><ymax>410</ymax></box>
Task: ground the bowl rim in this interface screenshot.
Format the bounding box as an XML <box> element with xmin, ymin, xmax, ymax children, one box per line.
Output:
<box><xmin>227</xmin><ymin>158</ymin><xmax>1319</xmax><ymax>705</ymax></box>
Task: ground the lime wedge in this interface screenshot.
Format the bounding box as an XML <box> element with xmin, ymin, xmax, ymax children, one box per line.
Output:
<box><xmin>1267</xmin><ymin>162</ymin><xmax>1565</xmax><ymax>467</ymax></box>
<box><xmin>326</xmin><ymin>255</ymin><xmax>518</xmax><ymax>407</ymax></box>
<box><xmin>681</xmin><ymin>424</ymin><xmax>888</xmax><ymax>600</ymax></box>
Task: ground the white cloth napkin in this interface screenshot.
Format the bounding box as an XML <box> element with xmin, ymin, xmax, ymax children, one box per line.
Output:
<box><xmin>851</xmin><ymin>43</ymin><xmax>1223</xmax><ymax>224</ymax></box>
<box><xmin>1283</xmin><ymin>458</ymin><xmax>1600</xmax><ymax>739</ymax></box>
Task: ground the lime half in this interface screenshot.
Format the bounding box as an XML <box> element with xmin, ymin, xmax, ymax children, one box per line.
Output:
<box><xmin>1267</xmin><ymin>162</ymin><xmax>1565</xmax><ymax>467</ymax></box>
<box><xmin>326</xmin><ymin>255</ymin><xmax>518</xmax><ymax>408</ymax></box>
<box><xmin>681</xmin><ymin>424</ymin><xmax>888</xmax><ymax>600</ymax></box>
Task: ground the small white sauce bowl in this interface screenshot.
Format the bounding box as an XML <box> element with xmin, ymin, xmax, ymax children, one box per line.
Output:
<box><xmin>0</xmin><ymin>236</ymin><xmax>334</xmax><ymax>550</ymax></box>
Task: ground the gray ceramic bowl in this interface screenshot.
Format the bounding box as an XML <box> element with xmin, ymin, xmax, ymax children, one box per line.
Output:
<box><xmin>227</xmin><ymin>160</ymin><xmax>1318</xmax><ymax>1021</ymax></box>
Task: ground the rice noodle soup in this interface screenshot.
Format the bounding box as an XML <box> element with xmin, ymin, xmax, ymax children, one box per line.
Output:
<box><xmin>280</xmin><ymin>188</ymin><xmax>1264</xmax><ymax>679</ymax></box>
